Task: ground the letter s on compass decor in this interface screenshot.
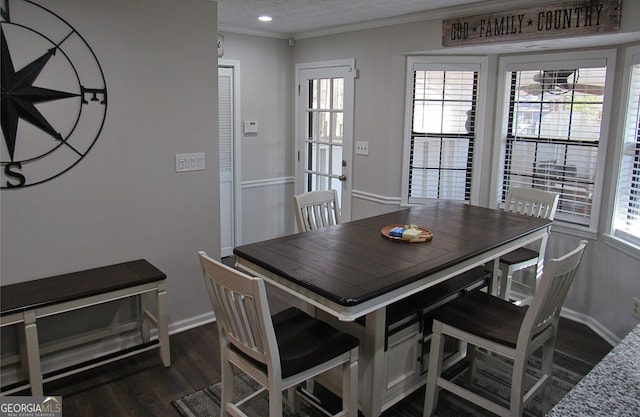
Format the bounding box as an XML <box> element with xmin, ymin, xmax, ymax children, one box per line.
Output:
<box><xmin>1</xmin><ymin>0</ymin><xmax>107</xmax><ymax>189</ymax></box>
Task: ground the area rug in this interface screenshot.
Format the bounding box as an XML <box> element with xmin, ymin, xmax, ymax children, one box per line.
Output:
<box><xmin>172</xmin><ymin>350</ymin><xmax>592</xmax><ymax>417</ymax></box>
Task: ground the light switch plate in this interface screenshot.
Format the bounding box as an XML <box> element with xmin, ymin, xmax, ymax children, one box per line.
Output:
<box><xmin>355</xmin><ymin>141</ymin><xmax>369</xmax><ymax>155</ymax></box>
<box><xmin>176</xmin><ymin>153</ymin><xmax>205</xmax><ymax>172</ymax></box>
<box><xmin>243</xmin><ymin>121</ymin><xmax>258</xmax><ymax>134</ymax></box>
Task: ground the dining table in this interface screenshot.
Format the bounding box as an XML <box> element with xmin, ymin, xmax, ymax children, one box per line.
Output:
<box><xmin>233</xmin><ymin>200</ymin><xmax>552</xmax><ymax>417</ymax></box>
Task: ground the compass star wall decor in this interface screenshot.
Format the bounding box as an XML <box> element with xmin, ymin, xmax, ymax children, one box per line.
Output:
<box><xmin>1</xmin><ymin>0</ymin><xmax>107</xmax><ymax>189</ymax></box>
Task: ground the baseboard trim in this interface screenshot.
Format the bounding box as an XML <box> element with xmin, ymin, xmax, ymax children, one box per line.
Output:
<box><xmin>560</xmin><ymin>307</ymin><xmax>618</xmax><ymax>347</ymax></box>
<box><xmin>511</xmin><ymin>287</ymin><xmax>619</xmax><ymax>347</ymax></box>
<box><xmin>169</xmin><ymin>311</ymin><xmax>216</xmax><ymax>335</ymax></box>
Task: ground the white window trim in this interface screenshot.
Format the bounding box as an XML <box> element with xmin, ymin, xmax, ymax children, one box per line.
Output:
<box><xmin>603</xmin><ymin>44</ymin><xmax>640</xmax><ymax>260</ymax></box>
<box><xmin>491</xmin><ymin>49</ymin><xmax>617</xmax><ymax>235</ymax></box>
<box><xmin>402</xmin><ymin>55</ymin><xmax>489</xmax><ymax>206</ymax></box>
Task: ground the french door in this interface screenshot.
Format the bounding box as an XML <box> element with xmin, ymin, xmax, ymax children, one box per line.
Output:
<box><xmin>296</xmin><ymin>60</ymin><xmax>356</xmax><ymax>221</ymax></box>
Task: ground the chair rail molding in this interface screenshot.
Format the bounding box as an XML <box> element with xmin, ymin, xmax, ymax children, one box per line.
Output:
<box><xmin>241</xmin><ymin>176</ymin><xmax>295</xmax><ymax>189</ymax></box>
<box><xmin>351</xmin><ymin>189</ymin><xmax>402</xmax><ymax>205</ymax></box>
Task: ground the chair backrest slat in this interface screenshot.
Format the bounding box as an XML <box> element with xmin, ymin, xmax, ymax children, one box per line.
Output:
<box><xmin>240</xmin><ymin>293</ymin><xmax>265</xmax><ymax>352</ymax></box>
<box><xmin>518</xmin><ymin>241</ymin><xmax>587</xmax><ymax>346</ymax></box>
<box><xmin>198</xmin><ymin>252</ymin><xmax>278</xmax><ymax>367</ymax></box>
<box><xmin>294</xmin><ymin>189</ymin><xmax>340</xmax><ymax>232</ymax></box>
<box><xmin>504</xmin><ymin>187</ymin><xmax>559</xmax><ymax>220</ymax></box>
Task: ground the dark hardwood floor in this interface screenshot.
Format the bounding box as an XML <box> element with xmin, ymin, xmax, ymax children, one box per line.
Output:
<box><xmin>36</xmin><ymin>284</ymin><xmax>612</xmax><ymax>417</ymax></box>
<box><xmin>553</xmin><ymin>315</ymin><xmax>613</xmax><ymax>365</ymax></box>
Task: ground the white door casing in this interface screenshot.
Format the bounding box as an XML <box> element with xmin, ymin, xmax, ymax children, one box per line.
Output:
<box><xmin>219</xmin><ymin>62</ymin><xmax>241</xmax><ymax>257</ymax></box>
<box><xmin>295</xmin><ymin>59</ymin><xmax>356</xmax><ymax>222</ymax></box>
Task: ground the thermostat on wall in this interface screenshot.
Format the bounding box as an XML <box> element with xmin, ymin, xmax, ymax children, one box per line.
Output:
<box><xmin>243</xmin><ymin>121</ymin><xmax>258</xmax><ymax>134</ymax></box>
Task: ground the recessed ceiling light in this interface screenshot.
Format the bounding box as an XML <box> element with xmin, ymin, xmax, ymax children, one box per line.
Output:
<box><xmin>258</xmin><ymin>16</ymin><xmax>272</xmax><ymax>22</ymax></box>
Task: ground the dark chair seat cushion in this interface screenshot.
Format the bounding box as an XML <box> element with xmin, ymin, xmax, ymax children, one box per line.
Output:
<box><xmin>500</xmin><ymin>247</ymin><xmax>539</xmax><ymax>265</ymax></box>
<box><xmin>433</xmin><ymin>291</ymin><xmax>527</xmax><ymax>348</ymax></box>
<box><xmin>272</xmin><ymin>307</ymin><xmax>359</xmax><ymax>378</ymax></box>
<box><xmin>386</xmin><ymin>266</ymin><xmax>491</xmax><ymax>326</ymax></box>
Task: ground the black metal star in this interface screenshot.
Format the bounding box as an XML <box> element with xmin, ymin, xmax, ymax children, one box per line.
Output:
<box><xmin>1</xmin><ymin>27</ymin><xmax>79</xmax><ymax>161</ymax></box>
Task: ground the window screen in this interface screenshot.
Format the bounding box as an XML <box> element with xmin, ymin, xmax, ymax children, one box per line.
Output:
<box><xmin>613</xmin><ymin>60</ymin><xmax>640</xmax><ymax>245</ymax></box>
<box><xmin>503</xmin><ymin>66</ymin><xmax>606</xmax><ymax>226</ymax></box>
<box><xmin>408</xmin><ymin>67</ymin><xmax>478</xmax><ymax>202</ymax></box>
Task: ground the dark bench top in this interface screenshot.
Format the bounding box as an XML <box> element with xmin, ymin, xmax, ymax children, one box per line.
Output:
<box><xmin>1</xmin><ymin>259</ymin><xmax>166</xmax><ymax>317</ymax></box>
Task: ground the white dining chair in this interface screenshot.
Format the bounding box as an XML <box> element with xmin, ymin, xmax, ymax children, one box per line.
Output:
<box><xmin>293</xmin><ymin>189</ymin><xmax>340</xmax><ymax>232</ymax></box>
<box><xmin>498</xmin><ymin>187</ymin><xmax>559</xmax><ymax>301</ymax></box>
<box><xmin>424</xmin><ymin>240</ymin><xmax>587</xmax><ymax>417</ymax></box>
<box><xmin>198</xmin><ymin>251</ymin><xmax>359</xmax><ymax>417</ymax></box>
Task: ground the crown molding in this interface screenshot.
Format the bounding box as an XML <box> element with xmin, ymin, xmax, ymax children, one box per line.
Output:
<box><xmin>217</xmin><ymin>0</ymin><xmax>561</xmax><ymax>40</ymax></box>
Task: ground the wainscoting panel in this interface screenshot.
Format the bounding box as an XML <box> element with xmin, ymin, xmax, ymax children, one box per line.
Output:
<box><xmin>240</xmin><ymin>177</ymin><xmax>296</xmax><ymax>244</ymax></box>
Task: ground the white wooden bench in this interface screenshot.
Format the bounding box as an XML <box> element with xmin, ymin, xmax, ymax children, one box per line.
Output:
<box><xmin>1</xmin><ymin>259</ymin><xmax>171</xmax><ymax>395</ymax></box>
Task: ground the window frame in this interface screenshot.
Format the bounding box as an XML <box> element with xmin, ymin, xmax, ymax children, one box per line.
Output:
<box><xmin>402</xmin><ymin>56</ymin><xmax>488</xmax><ymax>206</ymax></box>
<box><xmin>492</xmin><ymin>50</ymin><xmax>617</xmax><ymax>235</ymax></box>
<box><xmin>605</xmin><ymin>44</ymin><xmax>640</xmax><ymax>258</ymax></box>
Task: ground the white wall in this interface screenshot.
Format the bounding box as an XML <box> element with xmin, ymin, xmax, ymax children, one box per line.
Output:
<box><xmin>0</xmin><ymin>0</ymin><xmax>219</xmax><ymax>329</ymax></box>
<box><xmin>218</xmin><ymin>32</ymin><xmax>296</xmax><ymax>243</ymax></box>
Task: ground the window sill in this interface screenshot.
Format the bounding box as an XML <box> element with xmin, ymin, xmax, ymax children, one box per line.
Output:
<box><xmin>551</xmin><ymin>221</ymin><xmax>598</xmax><ymax>240</ymax></box>
<box><xmin>603</xmin><ymin>234</ymin><xmax>640</xmax><ymax>261</ymax></box>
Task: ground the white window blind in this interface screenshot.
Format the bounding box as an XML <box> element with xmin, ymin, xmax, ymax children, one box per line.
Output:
<box><xmin>408</xmin><ymin>65</ymin><xmax>478</xmax><ymax>202</ymax></box>
<box><xmin>613</xmin><ymin>59</ymin><xmax>640</xmax><ymax>245</ymax></box>
<box><xmin>502</xmin><ymin>66</ymin><xmax>606</xmax><ymax>226</ymax></box>
<box><xmin>219</xmin><ymin>72</ymin><xmax>232</xmax><ymax>174</ymax></box>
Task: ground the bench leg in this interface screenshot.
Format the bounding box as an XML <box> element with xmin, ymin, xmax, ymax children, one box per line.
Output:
<box><xmin>140</xmin><ymin>293</ymin><xmax>151</xmax><ymax>343</ymax></box>
<box><xmin>23</xmin><ymin>311</ymin><xmax>43</xmax><ymax>396</ymax></box>
<box><xmin>157</xmin><ymin>284</ymin><xmax>171</xmax><ymax>367</ymax></box>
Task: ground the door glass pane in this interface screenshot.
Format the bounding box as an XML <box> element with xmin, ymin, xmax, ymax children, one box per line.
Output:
<box><xmin>332</xmin><ymin>112</ymin><xmax>344</xmax><ymax>142</ymax></box>
<box><xmin>318</xmin><ymin>111</ymin><xmax>330</xmax><ymax>140</ymax></box>
<box><xmin>333</xmin><ymin>78</ymin><xmax>344</xmax><ymax>110</ymax></box>
<box><xmin>310</xmin><ymin>79</ymin><xmax>318</xmax><ymax>109</ymax></box>
<box><xmin>319</xmin><ymin>79</ymin><xmax>331</xmax><ymax>109</ymax></box>
<box><xmin>305</xmin><ymin>77</ymin><xmax>344</xmax><ymax>193</ymax></box>
<box><xmin>314</xmin><ymin>143</ymin><xmax>330</xmax><ymax>174</ymax></box>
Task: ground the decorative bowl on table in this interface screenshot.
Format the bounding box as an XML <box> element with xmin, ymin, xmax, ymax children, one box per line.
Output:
<box><xmin>380</xmin><ymin>224</ymin><xmax>433</xmax><ymax>242</ymax></box>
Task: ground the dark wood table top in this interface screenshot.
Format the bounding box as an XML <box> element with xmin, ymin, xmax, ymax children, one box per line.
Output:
<box><xmin>234</xmin><ymin>201</ymin><xmax>551</xmax><ymax>307</ymax></box>
<box><xmin>1</xmin><ymin>259</ymin><xmax>166</xmax><ymax>316</ymax></box>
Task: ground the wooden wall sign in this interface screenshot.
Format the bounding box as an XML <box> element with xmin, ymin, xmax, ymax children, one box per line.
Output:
<box><xmin>442</xmin><ymin>0</ymin><xmax>622</xmax><ymax>47</ymax></box>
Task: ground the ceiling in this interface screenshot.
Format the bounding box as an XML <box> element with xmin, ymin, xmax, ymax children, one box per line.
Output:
<box><xmin>216</xmin><ymin>0</ymin><xmax>493</xmax><ymax>38</ymax></box>
<box><xmin>216</xmin><ymin>0</ymin><xmax>640</xmax><ymax>52</ymax></box>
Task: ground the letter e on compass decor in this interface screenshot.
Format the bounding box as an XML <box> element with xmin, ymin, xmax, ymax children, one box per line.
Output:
<box><xmin>1</xmin><ymin>0</ymin><xmax>107</xmax><ymax>188</ymax></box>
